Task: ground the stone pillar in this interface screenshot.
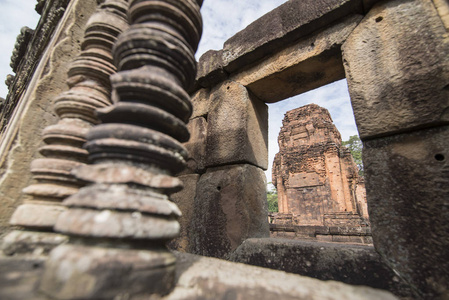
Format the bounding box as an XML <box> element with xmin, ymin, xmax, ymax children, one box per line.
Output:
<box><xmin>2</xmin><ymin>0</ymin><xmax>128</xmax><ymax>256</ymax></box>
<box><xmin>39</xmin><ymin>0</ymin><xmax>202</xmax><ymax>298</ymax></box>
<box><xmin>342</xmin><ymin>0</ymin><xmax>449</xmax><ymax>298</ymax></box>
<box><xmin>184</xmin><ymin>80</ymin><xmax>270</xmax><ymax>259</ymax></box>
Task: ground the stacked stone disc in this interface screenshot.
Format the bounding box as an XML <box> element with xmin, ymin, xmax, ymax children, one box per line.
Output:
<box><xmin>40</xmin><ymin>0</ymin><xmax>202</xmax><ymax>298</ymax></box>
<box><xmin>2</xmin><ymin>0</ymin><xmax>129</xmax><ymax>256</ymax></box>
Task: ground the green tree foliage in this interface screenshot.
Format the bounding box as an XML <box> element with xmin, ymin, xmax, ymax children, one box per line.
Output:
<box><xmin>342</xmin><ymin>135</ymin><xmax>364</xmax><ymax>176</ymax></box>
<box><xmin>267</xmin><ymin>183</ymin><xmax>279</xmax><ymax>213</ymax></box>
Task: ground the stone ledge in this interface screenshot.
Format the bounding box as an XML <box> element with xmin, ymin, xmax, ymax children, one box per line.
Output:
<box><xmin>230</xmin><ymin>238</ymin><xmax>415</xmax><ymax>299</ymax></box>
<box><xmin>0</xmin><ymin>251</ymin><xmax>399</xmax><ymax>300</ymax></box>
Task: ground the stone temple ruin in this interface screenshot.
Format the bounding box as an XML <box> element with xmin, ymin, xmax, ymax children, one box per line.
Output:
<box><xmin>0</xmin><ymin>0</ymin><xmax>448</xmax><ymax>299</ymax></box>
<box><xmin>271</xmin><ymin>104</ymin><xmax>370</xmax><ymax>243</ymax></box>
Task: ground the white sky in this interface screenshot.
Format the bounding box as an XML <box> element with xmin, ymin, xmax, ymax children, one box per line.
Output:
<box><xmin>0</xmin><ymin>0</ymin><xmax>359</xmax><ymax>182</ymax></box>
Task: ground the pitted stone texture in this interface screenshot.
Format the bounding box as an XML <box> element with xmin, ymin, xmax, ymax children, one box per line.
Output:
<box><xmin>433</xmin><ymin>0</ymin><xmax>449</xmax><ymax>31</ymax></box>
<box><xmin>196</xmin><ymin>50</ymin><xmax>227</xmax><ymax>88</ymax></box>
<box><xmin>206</xmin><ymin>81</ymin><xmax>268</xmax><ymax>170</ymax></box>
<box><xmin>0</xmin><ymin>257</ymin><xmax>47</xmax><ymax>300</ymax></box>
<box><xmin>190</xmin><ymin>164</ymin><xmax>270</xmax><ymax>259</ymax></box>
<box><xmin>190</xmin><ymin>88</ymin><xmax>211</xmax><ymax>119</ymax></box>
<box><xmin>165</xmin><ymin>252</ymin><xmax>398</xmax><ymax>300</ymax></box>
<box><xmin>9</xmin><ymin>203</ymin><xmax>66</xmax><ymax>229</ymax></box>
<box><xmin>342</xmin><ymin>0</ymin><xmax>449</xmax><ymax>139</ymax></box>
<box><xmin>39</xmin><ymin>244</ymin><xmax>176</xmax><ymax>299</ymax></box>
<box><xmin>230</xmin><ymin>238</ymin><xmax>414</xmax><ymax>299</ymax></box>
<box><xmin>169</xmin><ymin>174</ymin><xmax>200</xmax><ymax>252</ymax></box>
<box><xmin>182</xmin><ymin>117</ymin><xmax>207</xmax><ymax>173</ymax></box>
<box><xmin>2</xmin><ymin>231</ymin><xmax>68</xmax><ymax>256</ymax></box>
<box><xmin>0</xmin><ymin>251</ymin><xmax>399</xmax><ymax>300</ymax></box>
<box><xmin>363</xmin><ymin>126</ymin><xmax>449</xmax><ymax>299</ymax></box>
<box><xmin>231</xmin><ymin>15</ymin><xmax>362</xmax><ymax>103</ymax></box>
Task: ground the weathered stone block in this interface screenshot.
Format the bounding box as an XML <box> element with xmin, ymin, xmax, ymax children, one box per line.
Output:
<box><xmin>169</xmin><ymin>174</ymin><xmax>199</xmax><ymax>252</ymax></box>
<box><xmin>343</xmin><ymin>0</ymin><xmax>449</xmax><ymax>139</ymax></box>
<box><xmin>9</xmin><ymin>203</ymin><xmax>66</xmax><ymax>229</ymax></box>
<box><xmin>0</xmin><ymin>251</ymin><xmax>399</xmax><ymax>300</ymax></box>
<box><xmin>166</xmin><ymin>251</ymin><xmax>398</xmax><ymax>300</ymax></box>
<box><xmin>231</xmin><ymin>15</ymin><xmax>362</xmax><ymax>103</ymax></box>
<box><xmin>190</xmin><ymin>164</ymin><xmax>270</xmax><ymax>258</ymax></box>
<box><xmin>2</xmin><ymin>230</ymin><xmax>68</xmax><ymax>256</ymax></box>
<box><xmin>0</xmin><ymin>257</ymin><xmax>47</xmax><ymax>300</ymax></box>
<box><xmin>196</xmin><ymin>50</ymin><xmax>228</xmax><ymax>88</ymax></box>
<box><xmin>230</xmin><ymin>238</ymin><xmax>413</xmax><ymax>299</ymax></box>
<box><xmin>40</xmin><ymin>244</ymin><xmax>176</xmax><ymax>299</ymax></box>
<box><xmin>221</xmin><ymin>0</ymin><xmax>363</xmax><ymax>74</ymax></box>
<box><xmin>182</xmin><ymin>118</ymin><xmax>207</xmax><ymax>174</ymax></box>
<box><xmin>205</xmin><ymin>81</ymin><xmax>268</xmax><ymax>169</ymax></box>
<box><xmin>363</xmin><ymin>126</ymin><xmax>449</xmax><ymax>299</ymax></box>
<box><xmin>190</xmin><ymin>87</ymin><xmax>211</xmax><ymax>119</ymax></box>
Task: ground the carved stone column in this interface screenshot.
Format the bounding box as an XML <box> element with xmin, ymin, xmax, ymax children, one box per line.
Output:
<box><xmin>39</xmin><ymin>0</ymin><xmax>202</xmax><ymax>298</ymax></box>
<box><xmin>2</xmin><ymin>0</ymin><xmax>129</xmax><ymax>256</ymax></box>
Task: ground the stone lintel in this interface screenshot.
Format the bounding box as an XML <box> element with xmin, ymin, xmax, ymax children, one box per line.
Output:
<box><xmin>196</xmin><ymin>0</ymin><xmax>364</xmax><ymax>90</ymax></box>
<box><xmin>231</xmin><ymin>15</ymin><xmax>362</xmax><ymax>103</ymax></box>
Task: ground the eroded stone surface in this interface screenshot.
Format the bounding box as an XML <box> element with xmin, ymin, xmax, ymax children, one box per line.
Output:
<box><xmin>197</xmin><ymin>0</ymin><xmax>364</xmax><ymax>83</ymax></box>
<box><xmin>205</xmin><ymin>81</ymin><xmax>268</xmax><ymax>169</ymax></box>
<box><xmin>2</xmin><ymin>231</ymin><xmax>68</xmax><ymax>256</ymax></box>
<box><xmin>0</xmin><ymin>257</ymin><xmax>47</xmax><ymax>300</ymax></box>
<box><xmin>363</xmin><ymin>126</ymin><xmax>449</xmax><ymax>299</ymax></box>
<box><xmin>169</xmin><ymin>174</ymin><xmax>200</xmax><ymax>252</ymax></box>
<box><xmin>40</xmin><ymin>244</ymin><xmax>176</xmax><ymax>299</ymax></box>
<box><xmin>190</xmin><ymin>164</ymin><xmax>270</xmax><ymax>258</ymax></box>
<box><xmin>166</xmin><ymin>251</ymin><xmax>398</xmax><ymax>300</ymax></box>
<box><xmin>231</xmin><ymin>15</ymin><xmax>362</xmax><ymax>103</ymax></box>
<box><xmin>230</xmin><ymin>238</ymin><xmax>414</xmax><ymax>299</ymax></box>
<box><xmin>183</xmin><ymin>118</ymin><xmax>207</xmax><ymax>174</ymax></box>
<box><xmin>0</xmin><ymin>251</ymin><xmax>399</xmax><ymax>300</ymax></box>
<box><xmin>343</xmin><ymin>0</ymin><xmax>449</xmax><ymax>139</ymax></box>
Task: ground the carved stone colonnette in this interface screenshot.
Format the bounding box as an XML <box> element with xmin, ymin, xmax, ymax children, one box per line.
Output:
<box><xmin>0</xmin><ymin>0</ymin><xmax>98</xmax><ymax>240</ymax></box>
<box><xmin>39</xmin><ymin>0</ymin><xmax>203</xmax><ymax>298</ymax></box>
<box><xmin>2</xmin><ymin>0</ymin><xmax>129</xmax><ymax>256</ymax></box>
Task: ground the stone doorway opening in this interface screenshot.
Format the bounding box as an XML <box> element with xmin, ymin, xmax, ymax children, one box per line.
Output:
<box><xmin>266</xmin><ymin>79</ymin><xmax>371</xmax><ymax>243</ymax></box>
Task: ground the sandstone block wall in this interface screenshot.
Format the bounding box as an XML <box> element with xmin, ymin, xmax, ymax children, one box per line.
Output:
<box><xmin>342</xmin><ymin>0</ymin><xmax>449</xmax><ymax>298</ymax></box>
<box><xmin>172</xmin><ymin>80</ymin><xmax>270</xmax><ymax>259</ymax></box>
